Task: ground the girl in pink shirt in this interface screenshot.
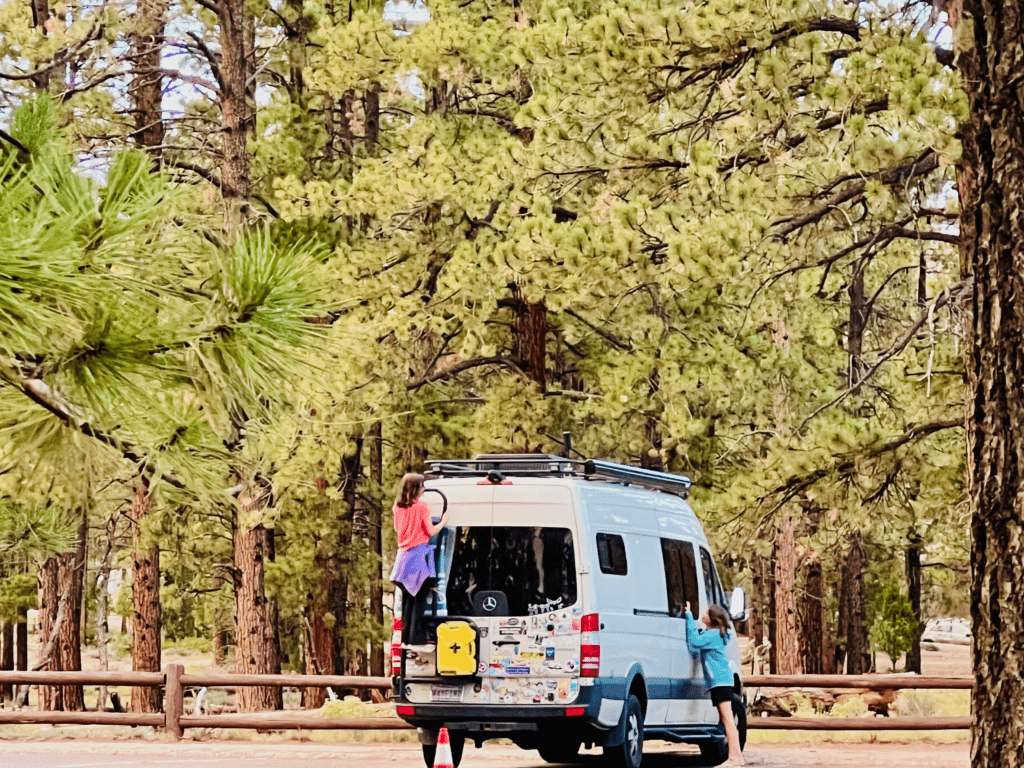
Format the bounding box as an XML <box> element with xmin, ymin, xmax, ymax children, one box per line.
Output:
<box><xmin>390</xmin><ymin>474</ymin><xmax>448</xmax><ymax>647</ymax></box>
<box><xmin>393</xmin><ymin>473</ymin><xmax>447</xmax><ymax>551</ymax></box>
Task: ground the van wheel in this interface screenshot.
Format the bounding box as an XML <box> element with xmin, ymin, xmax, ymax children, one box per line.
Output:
<box><xmin>538</xmin><ymin>739</ymin><xmax>581</xmax><ymax>763</ymax></box>
<box><xmin>700</xmin><ymin>693</ymin><xmax>747</xmax><ymax>765</ymax></box>
<box><xmin>421</xmin><ymin>734</ymin><xmax>465</xmax><ymax>768</ymax></box>
<box><xmin>602</xmin><ymin>694</ymin><xmax>643</xmax><ymax>768</ymax></box>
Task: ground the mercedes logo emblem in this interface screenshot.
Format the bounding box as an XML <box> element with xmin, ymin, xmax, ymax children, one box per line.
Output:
<box><xmin>483</xmin><ymin>596</ymin><xmax>498</xmax><ymax>612</ymax></box>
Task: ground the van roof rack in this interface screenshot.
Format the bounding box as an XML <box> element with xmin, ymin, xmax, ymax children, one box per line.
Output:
<box><xmin>425</xmin><ymin>454</ymin><xmax>692</xmax><ymax>498</ymax></box>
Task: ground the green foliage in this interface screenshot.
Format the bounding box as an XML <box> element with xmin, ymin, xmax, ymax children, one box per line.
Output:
<box><xmin>0</xmin><ymin>573</ymin><xmax>37</xmax><ymax>622</ymax></box>
<box><xmin>870</xmin><ymin>584</ymin><xmax>922</xmax><ymax>671</ymax></box>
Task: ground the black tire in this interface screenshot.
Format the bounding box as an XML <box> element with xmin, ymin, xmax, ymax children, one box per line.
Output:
<box><xmin>699</xmin><ymin>693</ymin><xmax>747</xmax><ymax>765</ymax></box>
<box><xmin>538</xmin><ymin>739</ymin><xmax>582</xmax><ymax>763</ymax></box>
<box><xmin>602</xmin><ymin>694</ymin><xmax>643</xmax><ymax>768</ymax></box>
<box><xmin>421</xmin><ymin>733</ymin><xmax>465</xmax><ymax>768</ymax></box>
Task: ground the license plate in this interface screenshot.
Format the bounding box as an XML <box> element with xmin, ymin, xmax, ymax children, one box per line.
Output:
<box><xmin>431</xmin><ymin>685</ymin><xmax>465</xmax><ymax>703</ymax></box>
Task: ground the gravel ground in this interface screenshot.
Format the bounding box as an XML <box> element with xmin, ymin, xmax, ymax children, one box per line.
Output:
<box><xmin>0</xmin><ymin>740</ymin><xmax>970</xmax><ymax>767</ymax></box>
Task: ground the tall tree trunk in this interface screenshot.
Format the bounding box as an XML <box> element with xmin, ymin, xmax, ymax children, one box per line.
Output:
<box><xmin>29</xmin><ymin>0</ymin><xmax>52</xmax><ymax>91</ymax></box>
<box><xmin>55</xmin><ymin>507</ymin><xmax>87</xmax><ymax>711</ymax></box>
<box><xmin>514</xmin><ymin>301</ymin><xmax>547</xmax><ymax>388</ymax></box>
<box><xmin>218</xmin><ymin>0</ymin><xmax>255</xmax><ymax>233</ymax></box>
<box><xmin>1</xmin><ymin>621</ymin><xmax>12</xmax><ymax>703</ymax></box>
<box><xmin>840</xmin><ymin>531</ymin><xmax>870</xmax><ymax>675</ymax></box>
<box><xmin>952</xmin><ymin>1</ymin><xmax>1024</xmax><ymax>761</ymax></box>
<box><xmin>905</xmin><ymin>531</ymin><xmax>924</xmax><ymax>674</ymax></box>
<box><xmin>302</xmin><ymin>548</ymin><xmax>334</xmax><ymax>708</ymax></box>
<box><xmin>848</xmin><ymin>258</ymin><xmax>867</xmax><ymax>392</ymax></box>
<box><xmin>15</xmin><ymin>621</ymin><xmax>27</xmax><ymax>677</ymax></box>
<box><xmin>368</xmin><ymin>422</ymin><xmax>385</xmax><ymax>678</ymax></box>
<box><xmin>772</xmin><ymin>515</ymin><xmax>801</xmax><ymax>674</ymax></box>
<box><xmin>95</xmin><ymin>513</ymin><xmax>116</xmax><ymax>711</ymax></box>
<box><xmin>129</xmin><ymin>482</ymin><xmax>162</xmax><ymax>714</ymax></box>
<box><xmin>799</xmin><ymin>560</ymin><xmax>825</xmax><ymax>675</ymax></box>
<box><xmin>767</xmin><ymin>549</ymin><xmax>777</xmax><ymax>674</ymax></box>
<box><xmin>749</xmin><ymin>555</ymin><xmax>765</xmax><ymax>668</ymax></box>
<box><xmin>233</xmin><ymin>480</ymin><xmax>283</xmax><ymax>712</ymax></box>
<box><xmin>37</xmin><ymin>556</ymin><xmax>59</xmax><ymax>710</ymax></box>
<box><xmin>331</xmin><ymin>441</ymin><xmax>362</xmax><ymax>676</ymax></box>
<box><xmin>128</xmin><ymin>0</ymin><xmax>167</xmax><ymax>153</ymax></box>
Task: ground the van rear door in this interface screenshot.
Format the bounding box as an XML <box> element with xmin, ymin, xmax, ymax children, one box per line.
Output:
<box><xmin>478</xmin><ymin>484</ymin><xmax>583</xmax><ymax>706</ymax></box>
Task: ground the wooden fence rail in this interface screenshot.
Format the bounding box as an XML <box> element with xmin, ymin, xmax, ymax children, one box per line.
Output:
<box><xmin>0</xmin><ymin>670</ymin><xmax>971</xmax><ymax>736</ymax></box>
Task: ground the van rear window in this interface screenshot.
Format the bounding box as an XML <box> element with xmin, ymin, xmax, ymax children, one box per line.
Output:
<box><xmin>596</xmin><ymin>533</ymin><xmax>628</xmax><ymax>575</ymax></box>
<box><xmin>445</xmin><ymin>527</ymin><xmax>577</xmax><ymax>617</ymax></box>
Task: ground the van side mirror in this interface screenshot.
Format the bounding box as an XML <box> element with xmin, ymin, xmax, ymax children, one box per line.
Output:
<box><xmin>729</xmin><ymin>586</ymin><xmax>747</xmax><ymax>623</ymax></box>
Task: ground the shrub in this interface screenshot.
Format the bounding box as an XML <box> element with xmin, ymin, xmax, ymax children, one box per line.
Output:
<box><xmin>870</xmin><ymin>584</ymin><xmax>921</xmax><ymax>671</ymax></box>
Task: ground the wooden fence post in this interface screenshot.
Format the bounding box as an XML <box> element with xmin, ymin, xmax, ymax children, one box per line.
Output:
<box><xmin>164</xmin><ymin>664</ymin><xmax>184</xmax><ymax>741</ymax></box>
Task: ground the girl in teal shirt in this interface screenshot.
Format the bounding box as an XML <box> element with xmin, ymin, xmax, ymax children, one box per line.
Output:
<box><xmin>685</xmin><ymin>601</ymin><xmax>744</xmax><ymax>766</ymax></box>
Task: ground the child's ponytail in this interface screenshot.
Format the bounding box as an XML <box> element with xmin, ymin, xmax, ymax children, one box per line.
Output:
<box><xmin>706</xmin><ymin>605</ymin><xmax>732</xmax><ymax>639</ymax></box>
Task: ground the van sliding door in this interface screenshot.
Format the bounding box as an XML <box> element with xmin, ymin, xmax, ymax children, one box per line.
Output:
<box><xmin>661</xmin><ymin>538</ymin><xmax>706</xmax><ymax>725</ymax></box>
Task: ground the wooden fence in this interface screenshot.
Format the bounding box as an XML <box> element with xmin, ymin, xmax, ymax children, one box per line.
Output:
<box><xmin>0</xmin><ymin>670</ymin><xmax>972</xmax><ymax>737</ymax></box>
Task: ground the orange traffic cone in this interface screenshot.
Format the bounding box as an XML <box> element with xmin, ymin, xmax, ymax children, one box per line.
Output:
<box><xmin>433</xmin><ymin>726</ymin><xmax>455</xmax><ymax>768</ymax></box>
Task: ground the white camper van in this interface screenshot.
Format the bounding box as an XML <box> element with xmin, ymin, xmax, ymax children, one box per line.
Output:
<box><xmin>391</xmin><ymin>455</ymin><xmax>747</xmax><ymax>768</ymax></box>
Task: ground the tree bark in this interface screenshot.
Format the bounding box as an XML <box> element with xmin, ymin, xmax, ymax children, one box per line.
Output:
<box><xmin>128</xmin><ymin>0</ymin><xmax>167</xmax><ymax>153</ymax></box>
<box><xmin>302</xmin><ymin>549</ymin><xmax>334</xmax><ymax>708</ymax></box>
<box><xmin>772</xmin><ymin>515</ymin><xmax>801</xmax><ymax>674</ymax></box>
<box><xmin>37</xmin><ymin>556</ymin><xmax>59</xmax><ymax>710</ymax></box>
<box><xmin>129</xmin><ymin>483</ymin><xmax>162</xmax><ymax>714</ymax></box>
<box><xmin>233</xmin><ymin>480</ymin><xmax>282</xmax><ymax>712</ymax></box>
<box><xmin>905</xmin><ymin>531</ymin><xmax>924</xmax><ymax>674</ymax></box>
<box><xmin>514</xmin><ymin>300</ymin><xmax>547</xmax><ymax>387</ymax></box>
<box><xmin>749</xmin><ymin>555</ymin><xmax>765</xmax><ymax>664</ymax></box>
<box><xmin>767</xmin><ymin>551</ymin><xmax>777</xmax><ymax>674</ymax></box>
<box><xmin>95</xmin><ymin>513</ymin><xmax>116</xmax><ymax>710</ymax></box>
<box><xmin>218</xmin><ymin>0</ymin><xmax>255</xmax><ymax>233</ymax></box>
<box><xmin>368</xmin><ymin>421</ymin><xmax>385</xmax><ymax>678</ymax></box>
<box><xmin>951</xmin><ymin>1</ymin><xmax>1024</xmax><ymax>761</ymax></box>
<box><xmin>840</xmin><ymin>531</ymin><xmax>871</xmax><ymax>675</ymax></box>
<box><xmin>29</xmin><ymin>0</ymin><xmax>51</xmax><ymax>91</ymax></box>
<box><xmin>799</xmin><ymin>560</ymin><xmax>825</xmax><ymax>675</ymax></box>
<box><xmin>848</xmin><ymin>258</ymin><xmax>867</xmax><ymax>391</ymax></box>
<box><xmin>15</xmin><ymin>621</ymin><xmax>27</xmax><ymax>676</ymax></box>
<box><xmin>55</xmin><ymin>507</ymin><xmax>87</xmax><ymax>711</ymax></box>
<box><xmin>1</xmin><ymin>621</ymin><xmax>12</xmax><ymax>702</ymax></box>
<box><xmin>330</xmin><ymin>440</ymin><xmax>362</xmax><ymax>676</ymax></box>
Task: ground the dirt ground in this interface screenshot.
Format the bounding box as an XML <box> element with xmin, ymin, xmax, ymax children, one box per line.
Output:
<box><xmin>0</xmin><ymin>740</ymin><xmax>971</xmax><ymax>767</ymax></box>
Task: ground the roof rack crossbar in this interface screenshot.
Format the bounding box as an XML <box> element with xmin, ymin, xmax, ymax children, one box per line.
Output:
<box><xmin>425</xmin><ymin>454</ymin><xmax>692</xmax><ymax>498</ymax></box>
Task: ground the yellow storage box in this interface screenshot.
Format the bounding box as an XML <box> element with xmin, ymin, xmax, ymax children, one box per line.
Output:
<box><xmin>436</xmin><ymin>621</ymin><xmax>478</xmax><ymax>676</ymax></box>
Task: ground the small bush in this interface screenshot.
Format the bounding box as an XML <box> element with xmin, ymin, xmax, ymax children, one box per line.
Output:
<box><xmin>870</xmin><ymin>585</ymin><xmax>921</xmax><ymax>671</ymax></box>
<box><xmin>165</xmin><ymin>636</ymin><xmax>213</xmax><ymax>654</ymax></box>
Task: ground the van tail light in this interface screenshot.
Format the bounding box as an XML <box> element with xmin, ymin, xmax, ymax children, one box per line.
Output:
<box><xmin>580</xmin><ymin>613</ymin><xmax>600</xmax><ymax>677</ymax></box>
<box><xmin>390</xmin><ymin>616</ymin><xmax>403</xmax><ymax>676</ymax></box>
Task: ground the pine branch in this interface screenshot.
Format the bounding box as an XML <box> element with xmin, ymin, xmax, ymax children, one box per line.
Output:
<box><xmin>772</xmin><ymin>150</ymin><xmax>941</xmax><ymax>241</ymax></box>
<box><xmin>796</xmin><ymin>280</ymin><xmax>969</xmax><ymax>431</ymax></box>
<box><xmin>407</xmin><ymin>355</ymin><xmax>516</xmax><ymax>389</ymax></box>
<box><xmin>4</xmin><ymin>373</ymin><xmax>186</xmax><ymax>490</ymax></box>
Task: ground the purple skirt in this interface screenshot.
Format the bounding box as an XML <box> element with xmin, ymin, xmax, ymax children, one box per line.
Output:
<box><xmin>389</xmin><ymin>543</ymin><xmax>436</xmax><ymax>597</ymax></box>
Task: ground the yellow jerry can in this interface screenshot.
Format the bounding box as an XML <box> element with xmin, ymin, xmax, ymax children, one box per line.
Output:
<box><xmin>436</xmin><ymin>621</ymin><xmax>477</xmax><ymax>676</ymax></box>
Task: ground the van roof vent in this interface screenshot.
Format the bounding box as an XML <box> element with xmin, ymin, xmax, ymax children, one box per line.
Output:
<box><xmin>425</xmin><ymin>455</ymin><xmax>692</xmax><ymax>498</ymax></box>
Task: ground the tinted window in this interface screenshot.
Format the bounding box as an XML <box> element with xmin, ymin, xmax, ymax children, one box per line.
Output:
<box><xmin>445</xmin><ymin>526</ymin><xmax>577</xmax><ymax>617</ymax></box>
<box><xmin>700</xmin><ymin>547</ymin><xmax>727</xmax><ymax>609</ymax></box>
<box><xmin>596</xmin><ymin>533</ymin><xmax>628</xmax><ymax>575</ymax></box>
<box><xmin>661</xmin><ymin>538</ymin><xmax>700</xmax><ymax>618</ymax></box>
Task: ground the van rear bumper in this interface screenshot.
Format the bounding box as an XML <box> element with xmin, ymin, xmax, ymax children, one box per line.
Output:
<box><xmin>394</xmin><ymin>679</ymin><xmax>607</xmax><ymax>732</ymax></box>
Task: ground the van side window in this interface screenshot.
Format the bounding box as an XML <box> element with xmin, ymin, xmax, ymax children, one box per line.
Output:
<box><xmin>596</xmin><ymin>533</ymin><xmax>628</xmax><ymax>575</ymax></box>
<box><xmin>699</xmin><ymin>547</ymin><xmax>727</xmax><ymax>609</ymax></box>
<box><xmin>660</xmin><ymin>538</ymin><xmax>700</xmax><ymax>617</ymax></box>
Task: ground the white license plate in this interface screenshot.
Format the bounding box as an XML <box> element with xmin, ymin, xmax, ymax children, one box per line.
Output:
<box><xmin>430</xmin><ymin>685</ymin><xmax>465</xmax><ymax>703</ymax></box>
